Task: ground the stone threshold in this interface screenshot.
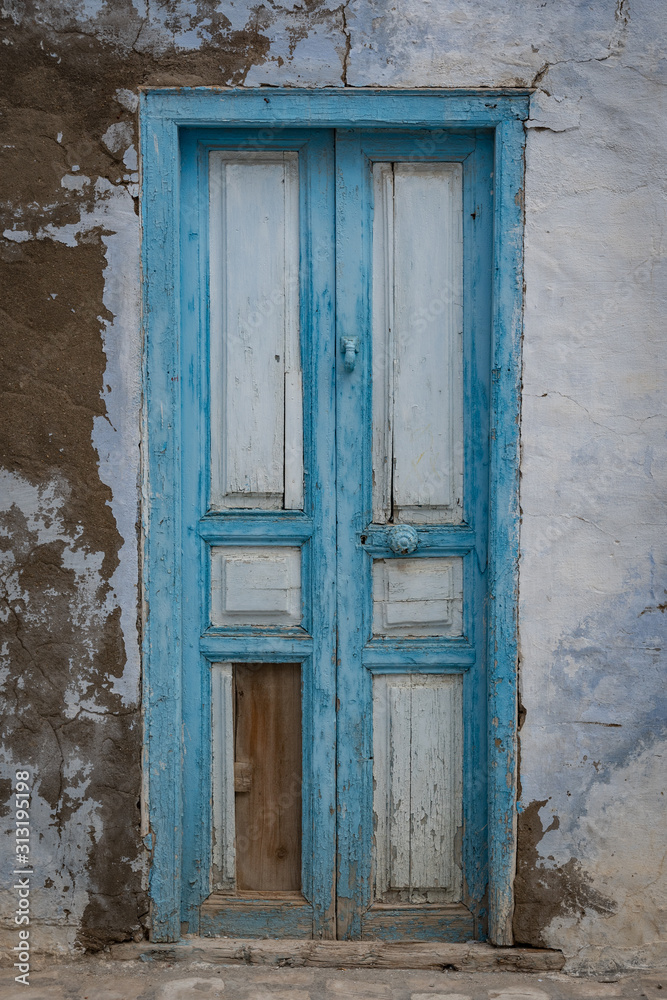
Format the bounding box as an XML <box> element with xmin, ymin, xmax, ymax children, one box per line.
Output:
<box><xmin>110</xmin><ymin>938</ymin><xmax>565</xmax><ymax>972</ymax></box>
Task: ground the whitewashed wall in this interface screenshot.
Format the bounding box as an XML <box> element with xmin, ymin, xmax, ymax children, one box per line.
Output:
<box><xmin>1</xmin><ymin>0</ymin><xmax>665</xmax><ymax>971</ymax></box>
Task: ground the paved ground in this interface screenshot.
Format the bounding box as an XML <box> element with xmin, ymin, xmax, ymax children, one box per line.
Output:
<box><xmin>0</xmin><ymin>960</ymin><xmax>664</xmax><ymax>1000</ymax></box>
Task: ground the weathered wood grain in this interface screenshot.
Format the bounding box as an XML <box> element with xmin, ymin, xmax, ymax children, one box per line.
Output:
<box><xmin>200</xmin><ymin>893</ymin><xmax>313</xmax><ymax>939</ymax></box>
<box><xmin>211</xmin><ymin>662</ymin><xmax>236</xmax><ymax>892</ymax></box>
<box><xmin>112</xmin><ymin>938</ymin><xmax>565</xmax><ymax>971</ymax></box>
<box><xmin>372</xmin><ymin>674</ymin><xmax>463</xmax><ymax>904</ymax></box>
<box><xmin>362</xmin><ymin>902</ymin><xmax>473</xmax><ymax>942</ymax></box>
<box><xmin>234</xmin><ymin>662</ymin><xmax>302</xmax><ymax>892</ymax></box>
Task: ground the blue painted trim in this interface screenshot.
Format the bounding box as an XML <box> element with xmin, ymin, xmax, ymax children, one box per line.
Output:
<box><xmin>142</xmin><ymin>88</ymin><xmax>530</xmax><ymax>128</ymax></box>
<box><xmin>362</xmin><ymin>640</ymin><xmax>475</xmax><ymax>670</ymax></box>
<box><xmin>362</xmin><ymin>904</ymin><xmax>474</xmax><ymax>942</ymax></box>
<box><xmin>141</xmin><ymin>108</ymin><xmax>183</xmax><ymax>943</ymax></box>
<box><xmin>334</xmin><ymin>129</ymin><xmax>374</xmax><ymax>939</ymax></box>
<box><xmin>200</xmin><ymin>635</ymin><xmax>314</xmax><ymax>660</ymax></box>
<box><xmin>360</xmin><ymin>524</ymin><xmax>476</xmax><ymax>555</ymax></box>
<box><xmin>201</xmin><ymin>898</ymin><xmax>314</xmax><ymax>939</ymax></box>
<box><xmin>198</xmin><ymin>514</ymin><xmax>314</xmax><ymax>544</ymax></box>
<box><xmin>487</xmin><ymin>119</ymin><xmax>525</xmax><ymax>945</ymax></box>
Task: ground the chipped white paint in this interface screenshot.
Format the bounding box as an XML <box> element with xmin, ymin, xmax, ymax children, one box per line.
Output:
<box><xmin>210</xmin><ymin>547</ymin><xmax>301</xmax><ymax>626</ymax></box>
<box><xmin>372</xmin><ymin>162</ymin><xmax>463</xmax><ymax>525</ymax></box>
<box><xmin>209</xmin><ymin>152</ymin><xmax>303</xmax><ymax>511</ymax></box>
<box><xmin>372</xmin><ymin>674</ymin><xmax>463</xmax><ymax>903</ymax></box>
<box><xmin>211</xmin><ymin>662</ymin><xmax>236</xmax><ymax>891</ymax></box>
<box><xmin>372</xmin><ymin>558</ymin><xmax>463</xmax><ymax>637</ymax></box>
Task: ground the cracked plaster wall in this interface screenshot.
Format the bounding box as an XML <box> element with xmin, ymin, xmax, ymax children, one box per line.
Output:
<box><xmin>0</xmin><ymin>0</ymin><xmax>665</xmax><ymax>972</ymax></box>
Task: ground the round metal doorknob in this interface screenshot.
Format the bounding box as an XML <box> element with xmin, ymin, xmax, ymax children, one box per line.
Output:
<box><xmin>387</xmin><ymin>525</ymin><xmax>419</xmax><ymax>555</ymax></box>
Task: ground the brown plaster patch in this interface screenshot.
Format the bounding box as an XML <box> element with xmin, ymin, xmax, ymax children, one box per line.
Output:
<box><xmin>513</xmin><ymin>800</ymin><xmax>617</xmax><ymax>946</ymax></box>
<box><xmin>0</xmin><ymin>0</ymin><xmax>339</xmax><ymax>954</ymax></box>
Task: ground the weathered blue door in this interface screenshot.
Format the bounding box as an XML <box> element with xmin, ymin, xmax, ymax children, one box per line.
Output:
<box><xmin>178</xmin><ymin>126</ymin><xmax>492</xmax><ymax>941</ymax></box>
<box><xmin>334</xmin><ymin>131</ymin><xmax>492</xmax><ymax>941</ymax></box>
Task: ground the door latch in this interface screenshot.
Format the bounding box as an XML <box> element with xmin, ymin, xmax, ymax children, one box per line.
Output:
<box><xmin>341</xmin><ymin>336</ymin><xmax>360</xmax><ymax>372</ymax></box>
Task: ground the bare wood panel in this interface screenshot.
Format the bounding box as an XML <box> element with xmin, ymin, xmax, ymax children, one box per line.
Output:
<box><xmin>234</xmin><ymin>662</ymin><xmax>302</xmax><ymax>891</ymax></box>
<box><xmin>211</xmin><ymin>662</ymin><xmax>236</xmax><ymax>891</ymax></box>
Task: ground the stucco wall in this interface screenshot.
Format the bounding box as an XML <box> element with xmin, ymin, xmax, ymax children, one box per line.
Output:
<box><xmin>0</xmin><ymin>0</ymin><xmax>665</xmax><ymax>973</ymax></box>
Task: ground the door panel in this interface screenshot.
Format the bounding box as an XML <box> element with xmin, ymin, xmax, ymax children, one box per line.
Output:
<box><xmin>372</xmin><ymin>674</ymin><xmax>463</xmax><ymax>904</ymax></box>
<box><xmin>371</xmin><ymin>161</ymin><xmax>464</xmax><ymax>525</ymax></box>
<box><xmin>233</xmin><ymin>662</ymin><xmax>302</xmax><ymax>892</ymax></box>
<box><xmin>208</xmin><ymin>151</ymin><xmax>303</xmax><ymax>511</ymax></box>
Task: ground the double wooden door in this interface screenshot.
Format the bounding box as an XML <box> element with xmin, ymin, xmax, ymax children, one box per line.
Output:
<box><xmin>179</xmin><ymin>127</ymin><xmax>493</xmax><ymax>941</ymax></box>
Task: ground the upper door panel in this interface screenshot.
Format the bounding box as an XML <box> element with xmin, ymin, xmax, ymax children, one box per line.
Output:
<box><xmin>372</xmin><ymin>161</ymin><xmax>464</xmax><ymax>525</ymax></box>
<box><xmin>209</xmin><ymin>151</ymin><xmax>303</xmax><ymax>511</ymax></box>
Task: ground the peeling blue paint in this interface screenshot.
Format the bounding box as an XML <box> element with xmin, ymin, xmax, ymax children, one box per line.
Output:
<box><xmin>141</xmin><ymin>89</ymin><xmax>527</xmax><ymax>944</ymax></box>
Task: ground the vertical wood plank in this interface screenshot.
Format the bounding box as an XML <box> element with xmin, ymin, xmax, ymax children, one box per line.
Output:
<box><xmin>284</xmin><ymin>369</ymin><xmax>304</xmax><ymax>509</ymax></box>
<box><xmin>300</xmin><ymin>130</ymin><xmax>337</xmax><ymax>937</ymax></box>
<box><xmin>371</xmin><ymin>674</ymin><xmax>389</xmax><ymax>898</ymax></box>
<box><xmin>234</xmin><ymin>663</ymin><xmax>302</xmax><ymax>892</ymax></box>
<box><xmin>335</xmin><ymin>130</ymin><xmax>374</xmax><ymax>938</ymax></box>
<box><xmin>211</xmin><ymin>662</ymin><xmax>236</xmax><ymax>891</ymax></box>
<box><xmin>283</xmin><ymin>153</ymin><xmax>304</xmax><ymax>510</ymax></box>
<box><xmin>371</xmin><ymin>163</ymin><xmax>395</xmax><ymax>523</ymax></box>
<box><xmin>142</xmin><ymin>104</ymin><xmax>183</xmax><ymax>942</ymax></box>
<box><xmin>388</xmin><ymin>680</ymin><xmax>412</xmax><ymax>890</ymax></box>
<box><xmin>487</xmin><ymin>118</ymin><xmax>525</xmax><ymax>946</ymax></box>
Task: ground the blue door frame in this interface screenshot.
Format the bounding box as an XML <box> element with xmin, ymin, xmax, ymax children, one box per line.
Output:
<box><xmin>141</xmin><ymin>89</ymin><xmax>527</xmax><ymax>946</ymax></box>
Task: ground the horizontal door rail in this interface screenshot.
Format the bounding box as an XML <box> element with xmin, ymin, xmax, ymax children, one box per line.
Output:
<box><xmin>362</xmin><ymin>638</ymin><xmax>476</xmax><ymax>671</ymax></box>
<box><xmin>199</xmin><ymin>514</ymin><xmax>314</xmax><ymax>544</ymax></box>
<box><xmin>360</xmin><ymin>524</ymin><xmax>476</xmax><ymax>555</ymax></box>
<box><xmin>200</xmin><ymin>631</ymin><xmax>314</xmax><ymax>661</ymax></box>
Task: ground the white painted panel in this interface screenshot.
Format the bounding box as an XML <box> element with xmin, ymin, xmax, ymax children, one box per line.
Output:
<box><xmin>209</xmin><ymin>152</ymin><xmax>302</xmax><ymax>510</ymax></box>
<box><xmin>372</xmin><ymin>557</ymin><xmax>463</xmax><ymax>636</ymax></box>
<box><xmin>409</xmin><ymin>679</ymin><xmax>463</xmax><ymax>894</ymax></box>
<box><xmin>211</xmin><ymin>546</ymin><xmax>301</xmax><ymax>626</ymax></box>
<box><xmin>372</xmin><ymin>162</ymin><xmax>464</xmax><ymax>525</ymax></box>
<box><xmin>372</xmin><ymin>674</ymin><xmax>463</xmax><ymax>903</ymax></box>
<box><xmin>211</xmin><ymin>662</ymin><xmax>236</xmax><ymax>891</ymax></box>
